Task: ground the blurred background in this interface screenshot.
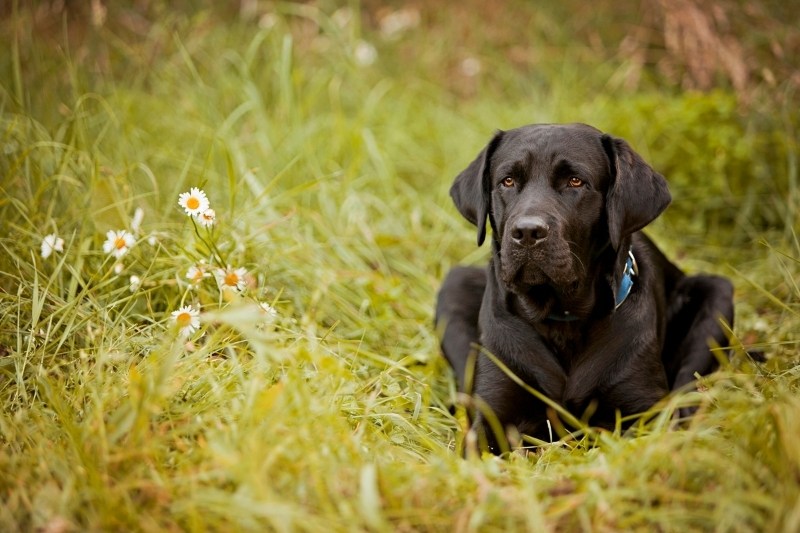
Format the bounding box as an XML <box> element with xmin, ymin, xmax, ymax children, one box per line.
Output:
<box><xmin>2</xmin><ymin>0</ymin><xmax>799</xmax><ymax>376</ymax></box>
<box><xmin>4</xmin><ymin>0</ymin><xmax>798</xmax><ymax>231</ymax></box>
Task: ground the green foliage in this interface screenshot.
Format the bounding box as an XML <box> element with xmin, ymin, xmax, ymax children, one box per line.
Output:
<box><xmin>1</xmin><ymin>2</ymin><xmax>799</xmax><ymax>531</ymax></box>
<box><xmin>595</xmin><ymin>91</ymin><xmax>799</xmax><ymax>236</ymax></box>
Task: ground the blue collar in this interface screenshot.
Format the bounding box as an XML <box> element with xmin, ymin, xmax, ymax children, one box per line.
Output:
<box><xmin>547</xmin><ymin>248</ymin><xmax>638</xmax><ymax>322</ymax></box>
<box><xmin>614</xmin><ymin>248</ymin><xmax>638</xmax><ymax>309</ymax></box>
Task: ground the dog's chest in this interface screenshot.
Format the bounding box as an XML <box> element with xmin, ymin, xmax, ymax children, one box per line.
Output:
<box><xmin>534</xmin><ymin>323</ymin><xmax>585</xmax><ymax>369</ymax></box>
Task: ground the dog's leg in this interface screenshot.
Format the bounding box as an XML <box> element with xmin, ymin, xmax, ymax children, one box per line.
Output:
<box><xmin>469</xmin><ymin>354</ymin><xmax>549</xmax><ymax>455</ymax></box>
<box><xmin>662</xmin><ymin>274</ymin><xmax>735</xmax><ymax>394</ymax></box>
<box><xmin>435</xmin><ymin>266</ymin><xmax>486</xmax><ymax>391</ymax></box>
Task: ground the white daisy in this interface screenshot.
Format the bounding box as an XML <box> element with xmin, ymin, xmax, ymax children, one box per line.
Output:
<box><xmin>131</xmin><ymin>207</ymin><xmax>145</xmax><ymax>233</ymax></box>
<box><xmin>354</xmin><ymin>40</ymin><xmax>377</xmax><ymax>66</ymax></box>
<box><xmin>103</xmin><ymin>230</ymin><xmax>135</xmax><ymax>259</ymax></box>
<box><xmin>186</xmin><ymin>264</ymin><xmax>211</xmax><ymax>287</ymax></box>
<box><xmin>196</xmin><ymin>208</ymin><xmax>216</xmax><ymax>228</ymax></box>
<box><xmin>41</xmin><ymin>234</ymin><xmax>64</xmax><ymax>259</ymax></box>
<box><xmin>129</xmin><ymin>275</ymin><xmax>141</xmax><ymax>292</ymax></box>
<box><xmin>215</xmin><ymin>265</ymin><xmax>248</xmax><ymax>293</ymax></box>
<box><xmin>171</xmin><ymin>305</ymin><xmax>200</xmax><ymax>337</ymax></box>
<box><xmin>259</xmin><ymin>302</ymin><xmax>278</xmax><ymax>319</ymax></box>
<box><xmin>178</xmin><ymin>187</ymin><xmax>210</xmax><ymax>217</ymax></box>
<box><xmin>256</xmin><ymin>302</ymin><xmax>279</xmax><ymax>330</ymax></box>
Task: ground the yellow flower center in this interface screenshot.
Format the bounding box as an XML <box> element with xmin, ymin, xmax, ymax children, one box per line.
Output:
<box><xmin>224</xmin><ymin>272</ymin><xmax>239</xmax><ymax>287</ymax></box>
<box><xmin>187</xmin><ymin>197</ymin><xmax>200</xmax><ymax>210</ymax></box>
<box><xmin>192</xmin><ymin>271</ymin><xmax>203</xmax><ymax>282</ymax></box>
<box><xmin>114</xmin><ymin>237</ymin><xmax>127</xmax><ymax>250</ymax></box>
<box><xmin>175</xmin><ymin>312</ymin><xmax>192</xmax><ymax>327</ymax></box>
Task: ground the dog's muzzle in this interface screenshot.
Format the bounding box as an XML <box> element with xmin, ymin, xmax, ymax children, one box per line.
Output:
<box><xmin>500</xmin><ymin>218</ymin><xmax>578</xmax><ymax>289</ymax></box>
<box><xmin>510</xmin><ymin>216</ymin><xmax>549</xmax><ymax>248</ymax></box>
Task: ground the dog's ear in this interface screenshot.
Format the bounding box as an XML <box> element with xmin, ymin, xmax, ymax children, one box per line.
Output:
<box><xmin>601</xmin><ymin>134</ymin><xmax>671</xmax><ymax>250</ymax></box>
<box><xmin>450</xmin><ymin>131</ymin><xmax>504</xmax><ymax>246</ymax></box>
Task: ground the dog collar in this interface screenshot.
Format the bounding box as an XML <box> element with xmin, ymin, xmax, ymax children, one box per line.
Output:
<box><xmin>547</xmin><ymin>248</ymin><xmax>637</xmax><ymax>321</ymax></box>
<box><xmin>614</xmin><ymin>248</ymin><xmax>638</xmax><ymax>310</ymax></box>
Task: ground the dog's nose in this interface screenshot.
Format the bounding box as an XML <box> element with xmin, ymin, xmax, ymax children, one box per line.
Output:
<box><xmin>511</xmin><ymin>216</ymin><xmax>549</xmax><ymax>246</ymax></box>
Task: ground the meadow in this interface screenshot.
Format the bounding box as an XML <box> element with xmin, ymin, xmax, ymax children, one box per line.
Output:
<box><xmin>1</xmin><ymin>1</ymin><xmax>799</xmax><ymax>531</ymax></box>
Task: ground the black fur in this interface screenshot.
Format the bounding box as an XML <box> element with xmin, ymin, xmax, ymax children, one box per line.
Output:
<box><xmin>436</xmin><ymin>123</ymin><xmax>734</xmax><ymax>454</ymax></box>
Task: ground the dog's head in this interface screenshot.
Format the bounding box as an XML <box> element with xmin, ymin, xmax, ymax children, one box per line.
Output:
<box><xmin>450</xmin><ymin>123</ymin><xmax>670</xmax><ymax>308</ymax></box>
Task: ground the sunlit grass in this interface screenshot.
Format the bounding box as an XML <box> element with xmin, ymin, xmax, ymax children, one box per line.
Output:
<box><xmin>1</xmin><ymin>2</ymin><xmax>799</xmax><ymax>531</ymax></box>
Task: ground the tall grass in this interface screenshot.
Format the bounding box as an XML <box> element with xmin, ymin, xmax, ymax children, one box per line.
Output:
<box><xmin>1</xmin><ymin>2</ymin><xmax>799</xmax><ymax>531</ymax></box>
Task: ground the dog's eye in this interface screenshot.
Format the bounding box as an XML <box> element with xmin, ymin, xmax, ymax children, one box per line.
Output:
<box><xmin>567</xmin><ymin>177</ymin><xmax>584</xmax><ymax>188</ymax></box>
<box><xmin>501</xmin><ymin>177</ymin><xmax>515</xmax><ymax>188</ymax></box>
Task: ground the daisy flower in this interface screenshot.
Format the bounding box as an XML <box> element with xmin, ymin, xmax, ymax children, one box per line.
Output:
<box><xmin>259</xmin><ymin>302</ymin><xmax>278</xmax><ymax>319</ymax></box>
<box><xmin>196</xmin><ymin>208</ymin><xmax>216</xmax><ymax>228</ymax></box>
<box><xmin>215</xmin><ymin>265</ymin><xmax>248</xmax><ymax>293</ymax></box>
<box><xmin>131</xmin><ymin>207</ymin><xmax>145</xmax><ymax>233</ymax></box>
<box><xmin>41</xmin><ymin>233</ymin><xmax>64</xmax><ymax>259</ymax></box>
<box><xmin>178</xmin><ymin>187</ymin><xmax>210</xmax><ymax>217</ymax></box>
<box><xmin>256</xmin><ymin>302</ymin><xmax>279</xmax><ymax>330</ymax></box>
<box><xmin>171</xmin><ymin>305</ymin><xmax>201</xmax><ymax>337</ymax></box>
<box><xmin>354</xmin><ymin>40</ymin><xmax>377</xmax><ymax>66</ymax></box>
<box><xmin>103</xmin><ymin>230</ymin><xmax>135</xmax><ymax>259</ymax></box>
<box><xmin>186</xmin><ymin>264</ymin><xmax>211</xmax><ymax>287</ymax></box>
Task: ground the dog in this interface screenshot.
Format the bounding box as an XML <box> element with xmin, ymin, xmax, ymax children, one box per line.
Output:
<box><xmin>435</xmin><ymin>123</ymin><xmax>734</xmax><ymax>454</ymax></box>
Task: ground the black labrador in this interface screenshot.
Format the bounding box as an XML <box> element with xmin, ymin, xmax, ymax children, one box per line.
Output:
<box><xmin>436</xmin><ymin>123</ymin><xmax>734</xmax><ymax>454</ymax></box>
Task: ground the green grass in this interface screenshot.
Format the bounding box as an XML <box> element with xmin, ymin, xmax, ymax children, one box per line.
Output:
<box><xmin>1</xmin><ymin>2</ymin><xmax>799</xmax><ymax>531</ymax></box>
